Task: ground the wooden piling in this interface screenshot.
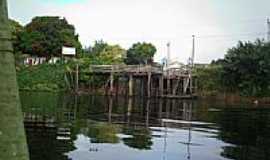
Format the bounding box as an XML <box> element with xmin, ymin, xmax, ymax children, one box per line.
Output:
<box><xmin>146</xmin><ymin>100</ymin><xmax>150</xmax><ymax>127</ymax></box>
<box><xmin>147</xmin><ymin>72</ymin><xmax>152</xmax><ymax>98</ymax></box>
<box><xmin>159</xmin><ymin>75</ymin><xmax>164</xmax><ymax>97</ymax></box>
<box><xmin>86</xmin><ymin>64</ymin><xmax>196</xmax><ymax>98</ymax></box>
<box><xmin>129</xmin><ymin>74</ymin><xmax>133</xmax><ymax>96</ymax></box>
<box><xmin>158</xmin><ymin>99</ymin><xmax>163</xmax><ymax>120</ymax></box>
<box><xmin>140</xmin><ymin>78</ymin><xmax>145</xmax><ymax>97</ymax></box>
<box><xmin>167</xmin><ymin>78</ymin><xmax>171</xmax><ymax>95</ymax></box>
<box><xmin>127</xmin><ymin>97</ymin><xmax>132</xmax><ymax>123</ymax></box>
<box><xmin>183</xmin><ymin>77</ymin><xmax>188</xmax><ymax>94</ymax></box>
<box><xmin>109</xmin><ymin>73</ymin><xmax>114</xmax><ymax>95</ymax></box>
<box><xmin>108</xmin><ymin>97</ymin><xmax>113</xmax><ymax>123</ymax></box>
<box><xmin>75</xmin><ymin>64</ymin><xmax>79</xmax><ymax>93</ymax></box>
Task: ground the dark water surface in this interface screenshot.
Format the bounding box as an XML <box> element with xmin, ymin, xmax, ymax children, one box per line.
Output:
<box><xmin>20</xmin><ymin>92</ymin><xmax>270</xmax><ymax>160</ymax></box>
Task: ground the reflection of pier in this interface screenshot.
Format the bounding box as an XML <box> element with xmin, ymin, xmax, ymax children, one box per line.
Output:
<box><xmin>104</xmin><ymin>96</ymin><xmax>197</xmax><ymax>129</ymax></box>
<box><xmin>161</xmin><ymin>101</ymin><xmax>194</xmax><ymax>160</ymax></box>
<box><xmin>73</xmin><ymin>64</ymin><xmax>197</xmax><ymax>99</ymax></box>
<box><xmin>23</xmin><ymin>113</ymin><xmax>74</xmax><ymax>160</ymax></box>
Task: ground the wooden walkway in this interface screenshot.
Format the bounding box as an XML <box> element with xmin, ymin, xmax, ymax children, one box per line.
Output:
<box><xmin>74</xmin><ymin>64</ymin><xmax>197</xmax><ymax>99</ymax></box>
<box><xmin>88</xmin><ymin>65</ymin><xmax>163</xmax><ymax>75</ymax></box>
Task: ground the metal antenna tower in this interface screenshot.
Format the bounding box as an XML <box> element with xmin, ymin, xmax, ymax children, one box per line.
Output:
<box><xmin>166</xmin><ymin>42</ymin><xmax>171</xmax><ymax>68</ymax></box>
<box><xmin>267</xmin><ymin>18</ymin><xmax>270</xmax><ymax>42</ymax></box>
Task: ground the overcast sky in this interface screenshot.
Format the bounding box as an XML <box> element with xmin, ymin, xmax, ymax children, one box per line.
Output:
<box><xmin>7</xmin><ymin>0</ymin><xmax>270</xmax><ymax>63</ymax></box>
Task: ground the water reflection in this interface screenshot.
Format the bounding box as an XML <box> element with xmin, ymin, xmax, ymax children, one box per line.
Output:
<box><xmin>20</xmin><ymin>92</ymin><xmax>270</xmax><ymax>160</ymax></box>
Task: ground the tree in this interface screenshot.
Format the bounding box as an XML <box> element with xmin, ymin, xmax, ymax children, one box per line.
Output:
<box><xmin>0</xmin><ymin>0</ymin><xmax>29</xmax><ymax>159</ymax></box>
<box><xmin>98</xmin><ymin>45</ymin><xmax>126</xmax><ymax>64</ymax></box>
<box><xmin>16</xmin><ymin>16</ymin><xmax>82</xmax><ymax>57</ymax></box>
<box><xmin>9</xmin><ymin>19</ymin><xmax>23</xmax><ymax>47</ymax></box>
<box><xmin>82</xmin><ymin>41</ymin><xmax>125</xmax><ymax>65</ymax></box>
<box><xmin>222</xmin><ymin>40</ymin><xmax>270</xmax><ymax>96</ymax></box>
<box><xmin>90</xmin><ymin>40</ymin><xmax>109</xmax><ymax>56</ymax></box>
<box><xmin>124</xmin><ymin>42</ymin><xmax>156</xmax><ymax>65</ymax></box>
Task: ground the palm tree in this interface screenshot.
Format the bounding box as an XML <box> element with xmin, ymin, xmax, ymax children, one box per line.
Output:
<box><xmin>0</xmin><ymin>0</ymin><xmax>29</xmax><ymax>159</ymax></box>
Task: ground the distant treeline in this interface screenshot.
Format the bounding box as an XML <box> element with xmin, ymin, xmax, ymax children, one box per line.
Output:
<box><xmin>11</xmin><ymin>16</ymin><xmax>157</xmax><ymax>91</ymax></box>
<box><xmin>10</xmin><ymin>16</ymin><xmax>270</xmax><ymax>97</ymax></box>
<box><xmin>10</xmin><ymin>16</ymin><xmax>157</xmax><ymax>65</ymax></box>
<box><xmin>196</xmin><ymin>40</ymin><xmax>270</xmax><ymax>97</ymax></box>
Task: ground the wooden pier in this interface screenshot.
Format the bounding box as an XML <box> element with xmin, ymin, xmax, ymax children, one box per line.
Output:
<box><xmin>74</xmin><ymin>64</ymin><xmax>197</xmax><ymax>99</ymax></box>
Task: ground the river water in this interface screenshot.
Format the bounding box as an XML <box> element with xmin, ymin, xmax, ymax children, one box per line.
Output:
<box><xmin>20</xmin><ymin>92</ymin><xmax>270</xmax><ymax>160</ymax></box>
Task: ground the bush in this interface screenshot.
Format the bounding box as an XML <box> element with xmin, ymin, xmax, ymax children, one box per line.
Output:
<box><xmin>17</xmin><ymin>64</ymin><xmax>68</xmax><ymax>92</ymax></box>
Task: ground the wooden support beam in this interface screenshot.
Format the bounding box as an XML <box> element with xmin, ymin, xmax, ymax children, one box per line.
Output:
<box><xmin>167</xmin><ymin>78</ymin><xmax>171</xmax><ymax>95</ymax></box>
<box><xmin>172</xmin><ymin>78</ymin><xmax>181</xmax><ymax>96</ymax></box>
<box><xmin>183</xmin><ymin>77</ymin><xmax>189</xmax><ymax>94</ymax></box>
<box><xmin>140</xmin><ymin>78</ymin><xmax>145</xmax><ymax>97</ymax></box>
<box><xmin>127</xmin><ymin>97</ymin><xmax>132</xmax><ymax>123</ymax></box>
<box><xmin>75</xmin><ymin>64</ymin><xmax>79</xmax><ymax>93</ymax></box>
<box><xmin>194</xmin><ymin>78</ymin><xmax>197</xmax><ymax>94</ymax></box>
<box><xmin>166</xmin><ymin>99</ymin><xmax>171</xmax><ymax>118</ymax></box>
<box><xmin>109</xmin><ymin>73</ymin><xmax>114</xmax><ymax>95</ymax></box>
<box><xmin>129</xmin><ymin>74</ymin><xmax>134</xmax><ymax>96</ymax></box>
<box><xmin>158</xmin><ymin>99</ymin><xmax>163</xmax><ymax>120</ymax></box>
<box><xmin>147</xmin><ymin>72</ymin><xmax>152</xmax><ymax>98</ymax></box>
<box><xmin>159</xmin><ymin>75</ymin><xmax>164</xmax><ymax>97</ymax></box>
<box><xmin>190</xmin><ymin>75</ymin><xmax>193</xmax><ymax>94</ymax></box>
<box><xmin>108</xmin><ymin>97</ymin><xmax>113</xmax><ymax>123</ymax></box>
<box><xmin>146</xmin><ymin>100</ymin><xmax>150</xmax><ymax>127</ymax></box>
<box><xmin>115</xmin><ymin>78</ymin><xmax>119</xmax><ymax>96</ymax></box>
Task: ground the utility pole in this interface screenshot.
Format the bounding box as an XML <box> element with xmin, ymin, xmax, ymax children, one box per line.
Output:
<box><xmin>191</xmin><ymin>35</ymin><xmax>195</xmax><ymax>67</ymax></box>
<box><xmin>166</xmin><ymin>42</ymin><xmax>171</xmax><ymax>68</ymax></box>
<box><xmin>190</xmin><ymin>35</ymin><xmax>195</xmax><ymax>95</ymax></box>
<box><xmin>267</xmin><ymin>18</ymin><xmax>270</xmax><ymax>42</ymax></box>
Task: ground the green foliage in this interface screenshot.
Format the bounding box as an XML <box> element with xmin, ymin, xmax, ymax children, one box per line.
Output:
<box><xmin>17</xmin><ymin>64</ymin><xmax>68</xmax><ymax>91</ymax></box>
<box><xmin>195</xmin><ymin>65</ymin><xmax>224</xmax><ymax>95</ymax></box>
<box><xmin>89</xmin><ymin>40</ymin><xmax>109</xmax><ymax>56</ymax></box>
<box><xmin>198</xmin><ymin>40</ymin><xmax>270</xmax><ymax>97</ymax></box>
<box><xmin>82</xmin><ymin>40</ymin><xmax>126</xmax><ymax>65</ymax></box>
<box><xmin>122</xmin><ymin>127</ymin><xmax>153</xmax><ymax>150</ymax></box>
<box><xmin>9</xmin><ymin>19</ymin><xmax>23</xmax><ymax>44</ymax></box>
<box><xmin>124</xmin><ymin>42</ymin><xmax>156</xmax><ymax>65</ymax></box>
<box><xmin>222</xmin><ymin>40</ymin><xmax>270</xmax><ymax>96</ymax></box>
<box><xmin>87</xmin><ymin>122</ymin><xmax>120</xmax><ymax>143</ymax></box>
<box><xmin>98</xmin><ymin>44</ymin><xmax>126</xmax><ymax>64</ymax></box>
<box><xmin>16</xmin><ymin>16</ymin><xmax>82</xmax><ymax>57</ymax></box>
<box><xmin>20</xmin><ymin>91</ymin><xmax>59</xmax><ymax>116</ymax></box>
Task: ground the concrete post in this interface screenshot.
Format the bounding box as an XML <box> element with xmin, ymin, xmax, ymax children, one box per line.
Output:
<box><xmin>0</xmin><ymin>0</ymin><xmax>29</xmax><ymax>159</ymax></box>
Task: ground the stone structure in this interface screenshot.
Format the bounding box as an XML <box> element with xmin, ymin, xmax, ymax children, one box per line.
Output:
<box><xmin>0</xmin><ymin>0</ymin><xmax>29</xmax><ymax>159</ymax></box>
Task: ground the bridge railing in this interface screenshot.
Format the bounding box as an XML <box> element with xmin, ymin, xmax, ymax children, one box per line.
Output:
<box><xmin>89</xmin><ymin>64</ymin><xmax>163</xmax><ymax>74</ymax></box>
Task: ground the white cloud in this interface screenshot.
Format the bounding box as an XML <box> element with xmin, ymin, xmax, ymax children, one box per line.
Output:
<box><xmin>7</xmin><ymin>0</ymin><xmax>270</xmax><ymax>63</ymax></box>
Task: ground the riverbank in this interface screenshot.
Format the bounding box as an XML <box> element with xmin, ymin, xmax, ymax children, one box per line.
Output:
<box><xmin>198</xmin><ymin>92</ymin><xmax>270</xmax><ymax>105</ymax></box>
<box><xmin>16</xmin><ymin>64</ymin><xmax>270</xmax><ymax>105</ymax></box>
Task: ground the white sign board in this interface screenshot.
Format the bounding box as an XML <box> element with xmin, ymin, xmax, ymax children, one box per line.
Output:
<box><xmin>62</xmin><ymin>46</ymin><xmax>76</xmax><ymax>56</ymax></box>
